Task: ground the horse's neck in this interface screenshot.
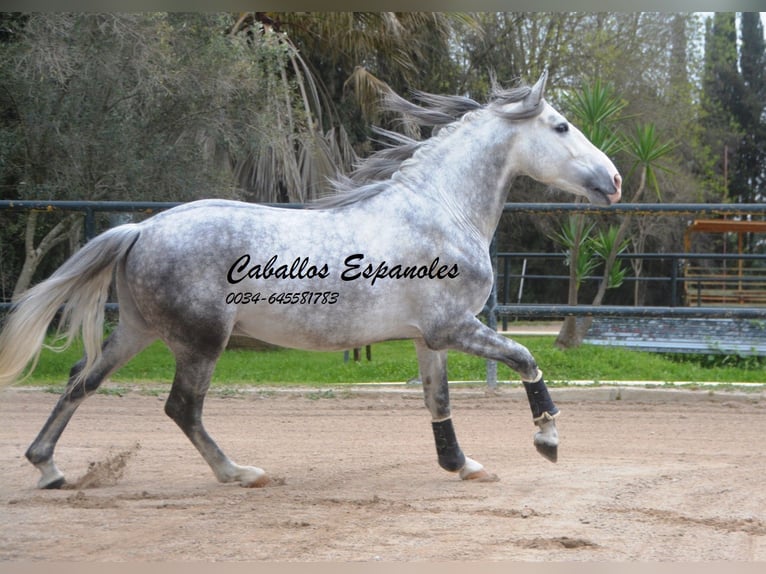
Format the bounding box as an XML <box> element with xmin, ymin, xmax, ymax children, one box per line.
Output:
<box><xmin>402</xmin><ymin>116</ymin><xmax>516</xmax><ymax>244</ymax></box>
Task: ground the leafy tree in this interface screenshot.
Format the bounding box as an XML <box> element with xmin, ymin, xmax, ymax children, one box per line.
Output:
<box><xmin>0</xmin><ymin>13</ymin><xmax>316</xmax><ymax>295</ymax></box>
<box><xmin>1</xmin><ymin>12</ymin><xmax>473</xmax><ymax>297</ymax></box>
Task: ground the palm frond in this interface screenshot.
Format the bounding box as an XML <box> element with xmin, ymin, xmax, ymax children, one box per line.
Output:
<box><xmin>343</xmin><ymin>66</ymin><xmax>393</xmax><ymax>122</ymax></box>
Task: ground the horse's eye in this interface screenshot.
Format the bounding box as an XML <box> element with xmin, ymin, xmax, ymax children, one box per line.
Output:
<box><xmin>555</xmin><ymin>122</ymin><xmax>569</xmax><ymax>134</ymax></box>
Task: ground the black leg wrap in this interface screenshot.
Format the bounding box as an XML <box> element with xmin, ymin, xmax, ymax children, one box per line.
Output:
<box><xmin>523</xmin><ymin>378</ymin><xmax>559</xmax><ymax>424</ymax></box>
<box><xmin>431</xmin><ymin>419</ymin><xmax>466</xmax><ymax>472</ymax></box>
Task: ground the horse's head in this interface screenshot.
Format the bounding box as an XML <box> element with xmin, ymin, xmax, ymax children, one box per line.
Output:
<box><xmin>499</xmin><ymin>71</ymin><xmax>622</xmax><ymax>206</ymax></box>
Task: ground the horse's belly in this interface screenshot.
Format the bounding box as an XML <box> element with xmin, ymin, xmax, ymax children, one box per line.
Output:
<box><xmin>232</xmin><ymin>303</ymin><xmax>420</xmax><ymax>351</ymax></box>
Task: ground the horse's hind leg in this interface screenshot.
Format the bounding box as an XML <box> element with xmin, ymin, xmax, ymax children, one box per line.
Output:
<box><xmin>25</xmin><ymin>324</ymin><xmax>153</xmax><ymax>489</ymax></box>
<box><xmin>414</xmin><ymin>339</ymin><xmax>495</xmax><ymax>481</ymax></box>
<box><xmin>164</xmin><ymin>346</ymin><xmax>268</xmax><ymax>488</ymax></box>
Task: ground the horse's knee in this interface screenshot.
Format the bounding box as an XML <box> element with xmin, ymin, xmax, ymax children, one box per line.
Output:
<box><xmin>422</xmin><ymin>377</ymin><xmax>451</xmax><ymax>420</ymax></box>
<box><xmin>509</xmin><ymin>349</ymin><xmax>539</xmax><ymax>382</ymax></box>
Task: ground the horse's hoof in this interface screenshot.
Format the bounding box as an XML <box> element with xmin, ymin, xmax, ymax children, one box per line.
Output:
<box><xmin>40</xmin><ymin>477</ymin><xmax>66</xmax><ymax>490</ymax></box>
<box><xmin>535</xmin><ymin>442</ymin><xmax>558</xmax><ymax>463</ymax></box>
<box><xmin>462</xmin><ymin>468</ymin><xmax>500</xmax><ymax>482</ymax></box>
<box><xmin>242</xmin><ymin>474</ymin><xmax>272</xmax><ymax>488</ymax></box>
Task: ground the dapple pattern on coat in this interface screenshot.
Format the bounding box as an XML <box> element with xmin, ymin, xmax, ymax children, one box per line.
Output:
<box><xmin>0</xmin><ymin>71</ymin><xmax>621</xmax><ymax>489</ymax></box>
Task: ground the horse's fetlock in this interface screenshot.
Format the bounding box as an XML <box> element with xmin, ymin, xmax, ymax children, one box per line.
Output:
<box><xmin>25</xmin><ymin>446</ymin><xmax>46</xmax><ymax>466</ymax></box>
<box><xmin>439</xmin><ymin>453</ymin><xmax>466</xmax><ymax>472</ymax></box>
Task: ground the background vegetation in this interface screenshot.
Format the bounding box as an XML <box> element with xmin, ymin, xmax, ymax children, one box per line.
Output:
<box><xmin>0</xmin><ymin>12</ymin><xmax>764</xmax><ymax>373</ymax></box>
<box><xmin>1</xmin><ymin>12</ymin><xmax>764</xmax><ymax>300</ymax></box>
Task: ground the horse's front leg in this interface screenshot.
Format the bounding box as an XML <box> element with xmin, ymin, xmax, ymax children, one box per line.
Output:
<box><xmin>427</xmin><ymin>317</ymin><xmax>560</xmax><ymax>463</ymax></box>
<box><xmin>414</xmin><ymin>339</ymin><xmax>496</xmax><ymax>481</ymax></box>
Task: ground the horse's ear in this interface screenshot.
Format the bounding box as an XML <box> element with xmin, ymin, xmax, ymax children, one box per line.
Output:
<box><xmin>522</xmin><ymin>70</ymin><xmax>548</xmax><ymax>111</ymax></box>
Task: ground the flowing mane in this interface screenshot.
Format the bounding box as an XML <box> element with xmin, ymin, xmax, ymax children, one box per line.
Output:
<box><xmin>312</xmin><ymin>83</ymin><xmax>538</xmax><ymax>209</ymax></box>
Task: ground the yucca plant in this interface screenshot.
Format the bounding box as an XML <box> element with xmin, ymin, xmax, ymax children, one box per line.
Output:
<box><xmin>624</xmin><ymin>122</ymin><xmax>676</xmax><ymax>202</ymax></box>
<box><xmin>555</xmin><ymin>81</ymin><xmax>626</xmax><ymax>348</ymax></box>
<box><xmin>550</xmin><ymin>218</ymin><xmax>630</xmax><ymax>293</ymax></box>
<box><xmin>561</xmin><ymin>79</ymin><xmax>626</xmax><ymax>156</ymax></box>
<box><xmin>550</xmin><ymin>216</ymin><xmax>598</xmax><ymax>291</ymax></box>
<box><xmin>590</xmin><ymin>225</ymin><xmax>631</xmax><ymax>289</ymax></box>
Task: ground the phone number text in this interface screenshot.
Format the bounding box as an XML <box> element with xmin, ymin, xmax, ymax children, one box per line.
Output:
<box><xmin>225</xmin><ymin>291</ymin><xmax>339</xmax><ymax>305</ymax></box>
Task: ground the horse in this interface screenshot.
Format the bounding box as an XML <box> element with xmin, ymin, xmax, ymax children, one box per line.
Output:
<box><xmin>0</xmin><ymin>71</ymin><xmax>621</xmax><ymax>489</ymax></box>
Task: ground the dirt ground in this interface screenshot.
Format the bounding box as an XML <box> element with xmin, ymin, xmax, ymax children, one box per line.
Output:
<box><xmin>1</xmin><ymin>383</ymin><xmax>765</xmax><ymax>562</ymax></box>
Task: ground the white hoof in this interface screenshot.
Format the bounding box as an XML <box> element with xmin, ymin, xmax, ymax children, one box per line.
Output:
<box><xmin>235</xmin><ymin>465</ymin><xmax>270</xmax><ymax>488</ymax></box>
<box><xmin>35</xmin><ymin>460</ymin><xmax>66</xmax><ymax>489</ymax></box>
<box><xmin>459</xmin><ymin>456</ymin><xmax>499</xmax><ymax>482</ymax></box>
<box><xmin>534</xmin><ymin>418</ymin><xmax>559</xmax><ymax>463</ymax></box>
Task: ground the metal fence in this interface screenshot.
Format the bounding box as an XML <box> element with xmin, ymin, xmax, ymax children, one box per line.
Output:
<box><xmin>483</xmin><ymin>202</ymin><xmax>766</xmax><ymax>326</ymax></box>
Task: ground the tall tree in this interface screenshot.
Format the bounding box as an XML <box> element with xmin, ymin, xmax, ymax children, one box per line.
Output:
<box><xmin>700</xmin><ymin>13</ymin><xmax>746</xmax><ymax>201</ymax></box>
<box><xmin>732</xmin><ymin>12</ymin><xmax>766</xmax><ymax>203</ymax></box>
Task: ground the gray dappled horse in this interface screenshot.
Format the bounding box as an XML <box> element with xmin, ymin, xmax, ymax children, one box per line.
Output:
<box><xmin>0</xmin><ymin>72</ymin><xmax>621</xmax><ymax>489</ymax></box>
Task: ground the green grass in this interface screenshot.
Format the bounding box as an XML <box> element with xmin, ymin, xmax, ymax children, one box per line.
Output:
<box><xmin>17</xmin><ymin>334</ymin><xmax>766</xmax><ymax>388</ymax></box>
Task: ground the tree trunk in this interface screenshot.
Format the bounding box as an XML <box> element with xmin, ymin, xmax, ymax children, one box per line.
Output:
<box><xmin>569</xmin><ymin>216</ymin><xmax>632</xmax><ymax>344</ymax></box>
<box><xmin>631</xmin><ymin>218</ymin><xmax>650</xmax><ymax>305</ymax></box>
<box><xmin>555</xmin><ymin>212</ymin><xmax>585</xmax><ymax>349</ymax></box>
<box><xmin>12</xmin><ymin>212</ymin><xmax>80</xmax><ymax>298</ymax></box>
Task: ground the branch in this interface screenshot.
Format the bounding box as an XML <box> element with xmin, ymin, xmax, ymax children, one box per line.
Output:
<box><xmin>13</xmin><ymin>212</ymin><xmax>80</xmax><ymax>297</ymax></box>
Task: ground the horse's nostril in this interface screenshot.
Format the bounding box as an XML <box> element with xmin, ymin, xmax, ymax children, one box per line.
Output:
<box><xmin>614</xmin><ymin>173</ymin><xmax>622</xmax><ymax>191</ymax></box>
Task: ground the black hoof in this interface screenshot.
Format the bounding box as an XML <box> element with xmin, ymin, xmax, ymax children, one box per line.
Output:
<box><xmin>41</xmin><ymin>477</ymin><xmax>66</xmax><ymax>490</ymax></box>
<box><xmin>535</xmin><ymin>442</ymin><xmax>558</xmax><ymax>463</ymax></box>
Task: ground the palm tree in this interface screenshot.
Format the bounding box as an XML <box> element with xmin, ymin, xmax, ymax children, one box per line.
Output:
<box><xmin>225</xmin><ymin>12</ymin><xmax>476</xmax><ymax>202</ymax></box>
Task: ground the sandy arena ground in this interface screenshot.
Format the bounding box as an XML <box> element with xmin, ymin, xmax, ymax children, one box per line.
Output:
<box><xmin>1</xmin><ymin>384</ymin><xmax>765</xmax><ymax>562</ymax></box>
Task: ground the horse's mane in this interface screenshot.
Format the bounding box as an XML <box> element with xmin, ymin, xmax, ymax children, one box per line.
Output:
<box><xmin>311</xmin><ymin>82</ymin><xmax>538</xmax><ymax>209</ymax></box>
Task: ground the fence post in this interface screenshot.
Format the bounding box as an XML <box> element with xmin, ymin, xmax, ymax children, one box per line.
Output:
<box><xmin>502</xmin><ymin>256</ymin><xmax>510</xmax><ymax>331</ymax></box>
<box><xmin>670</xmin><ymin>256</ymin><xmax>678</xmax><ymax>307</ymax></box>
<box><xmin>84</xmin><ymin>206</ymin><xmax>96</xmax><ymax>241</ymax></box>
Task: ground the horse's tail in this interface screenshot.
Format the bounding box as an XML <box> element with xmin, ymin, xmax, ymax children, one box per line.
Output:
<box><xmin>0</xmin><ymin>224</ymin><xmax>141</xmax><ymax>388</ymax></box>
